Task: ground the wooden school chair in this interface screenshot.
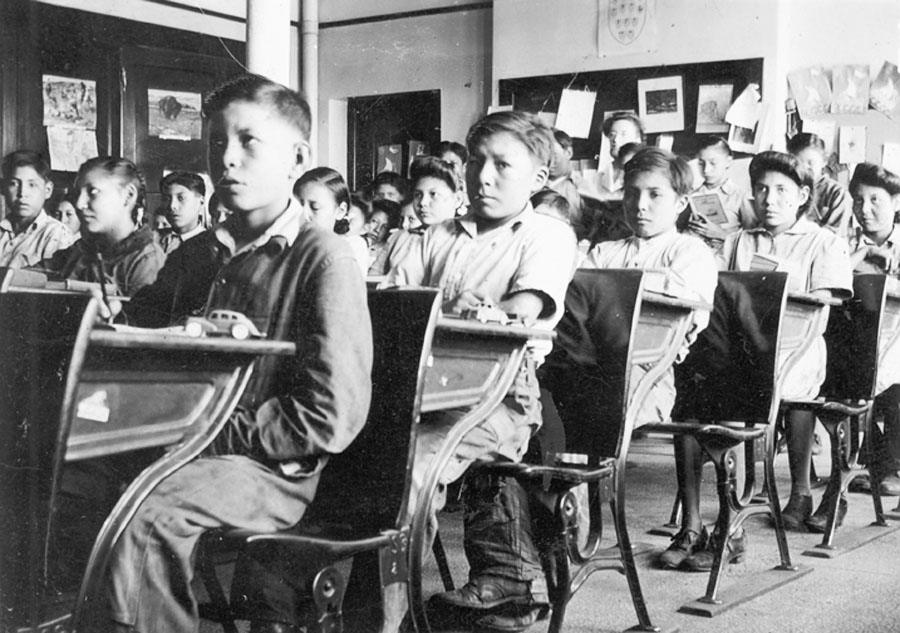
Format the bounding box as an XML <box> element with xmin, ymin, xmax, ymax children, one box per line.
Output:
<box><xmin>780</xmin><ymin>273</ymin><xmax>900</xmax><ymax>556</ymax></box>
<box><xmin>0</xmin><ymin>291</ymin><xmax>294</xmax><ymax>632</ymax></box>
<box><xmin>465</xmin><ymin>268</ymin><xmax>705</xmax><ymax>633</ymax></box>
<box><xmin>641</xmin><ymin>271</ymin><xmax>814</xmax><ymax>616</ymax></box>
<box><xmin>198</xmin><ymin>288</ymin><xmax>442</xmax><ymax>633</ymax></box>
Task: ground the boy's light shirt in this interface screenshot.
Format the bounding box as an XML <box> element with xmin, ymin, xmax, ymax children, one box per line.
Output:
<box><xmin>848</xmin><ymin>223</ymin><xmax>900</xmax><ymax>275</ymax></box>
<box><xmin>694</xmin><ymin>178</ymin><xmax>756</xmax><ymax>229</ymax></box>
<box><xmin>212</xmin><ymin>198</ymin><xmax>304</xmax><ymax>257</ymax></box>
<box><xmin>719</xmin><ymin>216</ymin><xmax>853</xmax><ymax>298</ymax></box>
<box><xmin>383</xmin><ymin>203</ymin><xmax>578</xmax><ymax>362</ymax></box>
<box><xmin>578</xmin><ymin>166</ymin><xmax>623</xmax><ymax>202</ymax></box>
<box><xmin>0</xmin><ymin>208</ymin><xmax>72</xmax><ymax>268</ymax></box>
<box><xmin>581</xmin><ymin>227</ymin><xmax>717</xmax><ymax>359</ymax></box>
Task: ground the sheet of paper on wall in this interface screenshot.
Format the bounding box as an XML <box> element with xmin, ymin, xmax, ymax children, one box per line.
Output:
<box><xmin>838</xmin><ymin>125</ymin><xmax>867</xmax><ymax>165</ymax></box>
<box><xmin>46</xmin><ymin>126</ymin><xmax>98</xmax><ymax>172</ymax></box>
<box><xmin>597</xmin><ymin>0</ymin><xmax>659</xmax><ymax>58</ymax></box>
<box><xmin>555</xmin><ymin>88</ymin><xmax>597</xmax><ymax>138</ymax></box>
<box><xmin>42</xmin><ymin>75</ymin><xmax>97</xmax><ymax>130</ymax></box>
<box><xmin>788</xmin><ymin>67</ymin><xmax>832</xmax><ymax>119</ymax></box>
<box><xmin>831</xmin><ymin>64</ymin><xmax>870</xmax><ymax>114</ymax></box>
<box><xmin>802</xmin><ymin>119</ymin><xmax>838</xmax><ymax>154</ymax></box>
<box><xmin>655</xmin><ymin>133</ymin><xmax>674</xmax><ymax>152</ymax></box>
<box><xmin>882</xmin><ymin>143</ymin><xmax>900</xmax><ymax>175</ymax></box>
<box><xmin>724</xmin><ymin>83</ymin><xmax>762</xmax><ymax>129</ymax></box>
<box><xmin>870</xmin><ymin>61</ymin><xmax>900</xmax><ymax>118</ymax></box>
<box><xmin>487</xmin><ymin>104</ymin><xmax>514</xmax><ymax>115</ymax></box>
<box><xmin>536</xmin><ymin>111</ymin><xmax>557</xmax><ymax>129</ymax></box>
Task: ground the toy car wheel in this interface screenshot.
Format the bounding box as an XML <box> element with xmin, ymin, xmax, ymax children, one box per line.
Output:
<box><xmin>184</xmin><ymin>321</ymin><xmax>205</xmax><ymax>337</ymax></box>
<box><xmin>230</xmin><ymin>323</ymin><xmax>251</xmax><ymax>340</ymax></box>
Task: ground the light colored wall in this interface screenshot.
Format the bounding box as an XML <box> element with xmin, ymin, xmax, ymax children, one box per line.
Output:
<box><xmin>320</xmin><ymin>0</ymin><xmax>487</xmax><ymax>23</ymax></box>
<box><xmin>317</xmin><ymin>7</ymin><xmax>490</xmax><ymax>173</ymax></box>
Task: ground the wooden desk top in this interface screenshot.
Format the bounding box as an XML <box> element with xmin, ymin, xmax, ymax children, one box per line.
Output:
<box><xmin>89</xmin><ymin>328</ymin><xmax>296</xmax><ymax>356</ymax></box>
<box><xmin>642</xmin><ymin>290</ymin><xmax>713</xmax><ymax>312</ymax></box>
<box><xmin>787</xmin><ymin>290</ymin><xmax>843</xmax><ymax>307</ymax></box>
<box><xmin>436</xmin><ymin>315</ymin><xmax>555</xmax><ymax>341</ymax></box>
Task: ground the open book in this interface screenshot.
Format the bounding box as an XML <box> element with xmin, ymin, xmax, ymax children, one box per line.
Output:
<box><xmin>749</xmin><ymin>253</ymin><xmax>803</xmax><ymax>290</ymax></box>
<box><xmin>690</xmin><ymin>193</ymin><xmax>729</xmax><ymax>225</ymax></box>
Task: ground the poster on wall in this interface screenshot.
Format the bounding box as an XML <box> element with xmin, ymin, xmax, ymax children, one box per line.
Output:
<box><xmin>831</xmin><ymin>65</ymin><xmax>870</xmax><ymax>114</ymax></box>
<box><xmin>147</xmin><ymin>89</ymin><xmax>202</xmax><ymax>141</ymax></box>
<box><xmin>870</xmin><ymin>61</ymin><xmax>900</xmax><ymax>118</ymax></box>
<box><xmin>42</xmin><ymin>75</ymin><xmax>97</xmax><ymax>129</ymax></box>
<box><xmin>637</xmin><ymin>76</ymin><xmax>684</xmax><ymax>134</ymax></box>
<box><xmin>787</xmin><ymin>67</ymin><xmax>832</xmax><ymax>119</ymax></box>
<box><xmin>597</xmin><ymin>0</ymin><xmax>658</xmax><ymax>58</ymax></box>
<box><xmin>555</xmin><ymin>88</ymin><xmax>597</xmax><ymax>138</ymax></box>
<box><xmin>407</xmin><ymin>140</ymin><xmax>428</xmax><ymax>177</ymax></box>
<box><xmin>728</xmin><ymin>103</ymin><xmax>769</xmax><ymax>154</ymax></box>
<box><xmin>46</xmin><ymin>127</ymin><xmax>98</xmax><ymax>172</ymax></box>
<box><xmin>375</xmin><ymin>144</ymin><xmax>402</xmax><ymax>175</ymax></box>
<box><xmin>695</xmin><ymin>83</ymin><xmax>734</xmax><ymax>134</ymax></box>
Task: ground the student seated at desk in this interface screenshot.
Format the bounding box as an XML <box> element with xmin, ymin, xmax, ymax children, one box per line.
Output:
<box><xmin>583</xmin><ymin>147</ymin><xmax>717</xmax><ymax>425</ymax></box>
<box><xmin>0</xmin><ymin>149</ymin><xmax>72</xmax><ymax>268</ymax></box>
<box><xmin>384</xmin><ymin>110</ymin><xmax>576</xmax><ymax>632</ymax></box>
<box><xmin>156</xmin><ymin>170</ymin><xmax>207</xmax><ymax>255</ymax></box>
<box><xmin>845</xmin><ymin>162</ymin><xmax>900</xmax><ymax>497</ymax></box>
<box><xmin>101</xmin><ymin>74</ymin><xmax>372</xmax><ymax>633</ymax></box>
<box><xmin>665</xmin><ymin>151</ymin><xmax>853</xmax><ymax>573</ymax></box>
<box><xmin>788</xmin><ymin>132</ymin><xmax>853</xmax><ymax>239</ymax></box>
<box><xmin>31</xmin><ymin>157</ymin><xmax>165</xmax><ymax>297</ymax></box>
<box><xmin>368</xmin><ymin>156</ymin><xmax>462</xmax><ymax>276</ymax></box>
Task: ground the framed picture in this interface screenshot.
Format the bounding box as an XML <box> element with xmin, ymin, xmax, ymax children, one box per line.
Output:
<box><xmin>637</xmin><ymin>75</ymin><xmax>684</xmax><ymax>134</ymax></box>
<box><xmin>695</xmin><ymin>82</ymin><xmax>734</xmax><ymax>134</ymax></box>
<box><xmin>728</xmin><ymin>103</ymin><xmax>769</xmax><ymax>154</ymax></box>
<box><xmin>375</xmin><ymin>144</ymin><xmax>402</xmax><ymax>175</ymax></box>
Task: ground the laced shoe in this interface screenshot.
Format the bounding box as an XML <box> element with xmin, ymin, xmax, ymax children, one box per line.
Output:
<box><xmin>658</xmin><ymin>526</ymin><xmax>706</xmax><ymax>569</ymax></box>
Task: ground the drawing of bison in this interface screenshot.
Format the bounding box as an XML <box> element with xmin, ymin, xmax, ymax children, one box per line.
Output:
<box><xmin>158</xmin><ymin>95</ymin><xmax>183</xmax><ymax>120</ymax></box>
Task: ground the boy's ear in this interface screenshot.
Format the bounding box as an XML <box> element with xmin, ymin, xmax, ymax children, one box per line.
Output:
<box><xmin>530</xmin><ymin>163</ymin><xmax>550</xmax><ymax>194</ymax></box>
<box><xmin>891</xmin><ymin>194</ymin><xmax>900</xmax><ymax>213</ymax></box>
<box><xmin>290</xmin><ymin>140</ymin><xmax>313</xmax><ymax>180</ymax></box>
<box><xmin>675</xmin><ymin>193</ymin><xmax>690</xmax><ymax>214</ymax></box>
<box><xmin>43</xmin><ymin>179</ymin><xmax>54</xmax><ymax>199</ymax></box>
<box><xmin>798</xmin><ymin>184</ymin><xmax>811</xmax><ymax>208</ymax></box>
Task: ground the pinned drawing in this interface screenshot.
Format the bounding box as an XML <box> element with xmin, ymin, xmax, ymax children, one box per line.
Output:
<box><xmin>148</xmin><ymin>89</ymin><xmax>202</xmax><ymax>141</ymax></box>
<box><xmin>871</xmin><ymin>62</ymin><xmax>900</xmax><ymax>118</ymax></box>
<box><xmin>696</xmin><ymin>83</ymin><xmax>734</xmax><ymax>134</ymax></box>
<box><xmin>43</xmin><ymin>75</ymin><xmax>97</xmax><ymax>129</ymax></box>
<box><xmin>831</xmin><ymin>65</ymin><xmax>870</xmax><ymax>114</ymax></box>
<box><xmin>788</xmin><ymin>67</ymin><xmax>832</xmax><ymax>119</ymax></box>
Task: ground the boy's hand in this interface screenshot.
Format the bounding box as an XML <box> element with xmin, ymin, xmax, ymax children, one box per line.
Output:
<box><xmin>443</xmin><ymin>289</ymin><xmax>493</xmax><ymax>315</ymax></box>
<box><xmin>688</xmin><ymin>213</ymin><xmax>728</xmax><ymax>240</ymax></box>
<box><xmin>89</xmin><ymin>287</ymin><xmax>123</xmax><ymax>323</ymax></box>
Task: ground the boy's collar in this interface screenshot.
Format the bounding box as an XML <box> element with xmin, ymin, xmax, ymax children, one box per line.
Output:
<box><xmin>627</xmin><ymin>226</ymin><xmax>679</xmax><ymax>243</ymax></box>
<box><xmin>698</xmin><ymin>179</ymin><xmax>735</xmax><ymax>195</ymax></box>
<box><xmin>0</xmin><ymin>208</ymin><xmax>51</xmax><ymax>234</ymax></box>
<box><xmin>748</xmin><ymin>215</ymin><xmax>818</xmax><ymax>236</ymax></box>
<box><xmin>855</xmin><ymin>223</ymin><xmax>899</xmax><ymax>247</ymax></box>
<box><xmin>215</xmin><ymin>198</ymin><xmax>305</xmax><ymax>255</ymax></box>
<box><xmin>455</xmin><ymin>203</ymin><xmax>535</xmax><ymax>237</ymax></box>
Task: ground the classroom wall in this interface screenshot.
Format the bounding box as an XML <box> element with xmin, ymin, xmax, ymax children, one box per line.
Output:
<box><xmin>317</xmin><ymin>7</ymin><xmax>490</xmax><ymax>174</ymax></box>
<box><xmin>781</xmin><ymin>0</ymin><xmax>900</xmax><ymax>165</ymax></box>
<box><xmin>320</xmin><ymin>0</ymin><xmax>488</xmax><ymax>23</ymax></box>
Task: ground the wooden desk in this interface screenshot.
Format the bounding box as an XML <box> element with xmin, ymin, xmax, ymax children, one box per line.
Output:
<box><xmin>409</xmin><ymin>315</ymin><xmax>553</xmax><ymax>633</ymax></box>
<box><xmin>0</xmin><ymin>292</ymin><xmax>294</xmax><ymax>632</ymax></box>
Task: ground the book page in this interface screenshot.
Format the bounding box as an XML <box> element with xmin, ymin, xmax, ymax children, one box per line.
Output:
<box><xmin>690</xmin><ymin>193</ymin><xmax>728</xmax><ymax>225</ymax></box>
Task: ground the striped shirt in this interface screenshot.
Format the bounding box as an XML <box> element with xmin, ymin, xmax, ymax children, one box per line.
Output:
<box><xmin>808</xmin><ymin>176</ymin><xmax>853</xmax><ymax>239</ymax></box>
<box><xmin>847</xmin><ymin>224</ymin><xmax>900</xmax><ymax>275</ymax></box>
<box><xmin>0</xmin><ymin>210</ymin><xmax>72</xmax><ymax>268</ymax></box>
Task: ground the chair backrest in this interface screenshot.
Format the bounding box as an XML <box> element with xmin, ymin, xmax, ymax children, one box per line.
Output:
<box><xmin>303</xmin><ymin>288</ymin><xmax>441</xmax><ymax>531</ymax></box>
<box><xmin>673</xmin><ymin>271</ymin><xmax>789</xmax><ymax>424</ymax></box>
<box><xmin>819</xmin><ymin>274</ymin><xmax>888</xmax><ymax>401</ymax></box>
<box><xmin>539</xmin><ymin>269</ymin><xmax>645</xmax><ymax>461</ymax></box>
<box><xmin>0</xmin><ymin>292</ymin><xmax>98</xmax><ymax>627</ymax></box>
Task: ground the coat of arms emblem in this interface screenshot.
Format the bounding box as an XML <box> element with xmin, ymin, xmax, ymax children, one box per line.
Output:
<box><xmin>608</xmin><ymin>0</ymin><xmax>648</xmax><ymax>45</ymax></box>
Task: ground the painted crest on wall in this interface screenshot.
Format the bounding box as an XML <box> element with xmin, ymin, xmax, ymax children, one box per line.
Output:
<box><xmin>607</xmin><ymin>0</ymin><xmax>647</xmax><ymax>45</ymax></box>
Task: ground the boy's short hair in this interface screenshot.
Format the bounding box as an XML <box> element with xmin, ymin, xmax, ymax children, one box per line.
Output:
<box><xmin>552</xmin><ymin>128</ymin><xmax>573</xmax><ymax>151</ymax></box>
<box><xmin>2</xmin><ymin>150</ymin><xmax>52</xmax><ymax>181</ymax></box>
<box><xmin>601</xmin><ymin>112</ymin><xmax>645</xmax><ymax>142</ymax></box>
<box><xmin>623</xmin><ymin>147</ymin><xmax>693</xmax><ymax>196</ymax></box>
<box><xmin>466</xmin><ymin>111</ymin><xmax>553</xmax><ymax>168</ymax></box>
<box><xmin>349</xmin><ymin>194</ymin><xmax>372</xmax><ymax>219</ymax></box>
<box><xmin>697</xmin><ymin>136</ymin><xmax>733</xmax><ymax>157</ymax></box>
<box><xmin>433</xmin><ymin>140</ymin><xmax>468</xmax><ymax>165</ymax></box>
<box><xmin>371</xmin><ymin>198</ymin><xmax>402</xmax><ymax>230</ymax></box>
<box><xmin>160</xmin><ymin>171</ymin><xmax>206</xmax><ymax>197</ymax></box>
<box><xmin>749</xmin><ymin>150</ymin><xmax>816</xmax><ymax>216</ymax></box>
<box><xmin>410</xmin><ymin>156</ymin><xmax>460</xmax><ymax>193</ymax></box>
<box><xmin>77</xmin><ymin>156</ymin><xmax>147</xmax><ymax>223</ymax></box>
<box><xmin>202</xmin><ymin>73</ymin><xmax>311</xmax><ymax>141</ymax></box>
<box><xmin>786</xmin><ymin>132</ymin><xmax>826</xmax><ymax>155</ymax></box>
<box><xmin>296</xmin><ymin>166</ymin><xmax>350</xmax><ymax>209</ymax></box>
<box><xmin>850</xmin><ymin>162</ymin><xmax>900</xmax><ymax>197</ymax></box>
<box><xmin>618</xmin><ymin>142</ymin><xmax>646</xmax><ymax>165</ymax></box>
<box><xmin>530</xmin><ymin>188</ymin><xmax>572</xmax><ymax>224</ymax></box>
<box><xmin>370</xmin><ymin>171</ymin><xmax>408</xmax><ymax>199</ymax></box>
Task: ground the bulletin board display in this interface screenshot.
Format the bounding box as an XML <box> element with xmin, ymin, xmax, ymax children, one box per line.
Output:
<box><xmin>498</xmin><ymin>57</ymin><xmax>764</xmax><ymax>161</ymax></box>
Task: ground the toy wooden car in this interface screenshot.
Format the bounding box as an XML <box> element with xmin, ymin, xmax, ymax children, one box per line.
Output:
<box><xmin>184</xmin><ymin>310</ymin><xmax>263</xmax><ymax>340</ymax></box>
